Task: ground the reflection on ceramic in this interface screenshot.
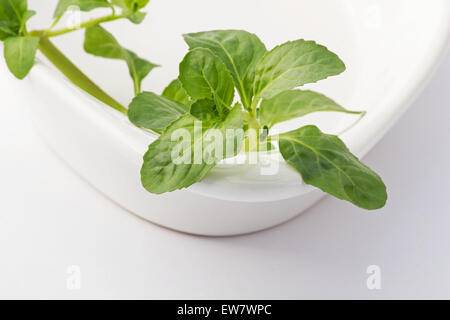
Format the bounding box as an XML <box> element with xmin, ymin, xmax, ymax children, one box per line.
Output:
<box><xmin>13</xmin><ymin>0</ymin><xmax>450</xmax><ymax>235</ymax></box>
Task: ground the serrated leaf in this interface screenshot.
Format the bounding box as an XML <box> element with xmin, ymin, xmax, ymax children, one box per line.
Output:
<box><xmin>254</xmin><ymin>40</ymin><xmax>346</xmax><ymax>100</ymax></box>
<box><xmin>0</xmin><ymin>20</ymin><xmax>16</xmax><ymax>40</ymax></box>
<box><xmin>259</xmin><ymin>90</ymin><xmax>363</xmax><ymax>128</ymax></box>
<box><xmin>0</xmin><ymin>0</ymin><xmax>26</xmax><ymax>23</ymax></box>
<box><xmin>4</xmin><ymin>35</ymin><xmax>39</xmax><ymax>79</ymax></box>
<box><xmin>190</xmin><ymin>99</ymin><xmax>218</xmax><ymax>121</ymax></box>
<box><xmin>162</xmin><ymin>79</ymin><xmax>191</xmax><ymax>106</ymax></box>
<box><xmin>53</xmin><ymin>0</ymin><xmax>110</xmax><ymax>18</ymax></box>
<box><xmin>279</xmin><ymin>125</ymin><xmax>387</xmax><ymax>210</ymax></box>
<box><xmin>84</xmin><ymin>25</ymin><xmax>157</xmax><ymax>94</ymax></box>
<box><xmin>179</xmin><ymin>48</ymin><xmax>234</xmax><ymax>117</ymax></box>
<box><xmin>0</xmin><ymin>0</ymin><xmax>33</xmax><ymax>38</ymax></box>
<box><xmin>141</xmin><ymin>105</ymin><xmax>243</xmax><ymax>194</ymax></box>
<box><xmin>128</xmin><ymin>92</ymin><xmax>190</xmax><ymax>133</ymax></box>
<box><xmin>183</xmin><ymin>30</ymin><xmax>266</xmax><ymax>110</ymax></box>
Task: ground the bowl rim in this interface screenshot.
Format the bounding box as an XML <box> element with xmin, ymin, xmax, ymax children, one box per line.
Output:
<box><xmin>26</xmin><ymin>2</ymin><xmax>450</xmax><ymax>203</ymax></box>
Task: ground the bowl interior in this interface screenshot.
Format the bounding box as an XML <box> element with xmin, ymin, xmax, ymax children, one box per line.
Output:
<box><xmin>29</xmin><ymin>0</ymin><xmax>449</xmax><ymax>133</ymax></box>
<box><xmin>27</xmin><ymin>0</ymin><xmax>450</xmax><ymax>202</ymax></box>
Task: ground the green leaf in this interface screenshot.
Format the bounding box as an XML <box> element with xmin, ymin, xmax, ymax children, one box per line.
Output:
<box><xmin>179</xmin><ymin>48</ymin><xmax>234</xmax><ymax>117</ymax></box>
<box><xmin>0</xmin><ymin>0</ymin><xmax>26</xmax><ymax>23</ymax></box>
<box><xmin>21</xmin><ymin>9</ymin><xmax>35</xmax><ymax>24</ymax></box>
<box><xmin>122</xmin><ymin>10</ymin><xmax>146</xmax><ymax>24</ymax></box>
<box><xmin>84</xmin><ymin>25</ymin><xmax>158</xmax><ymax>94</ymax></box>
<box><xmin>128</xmin><ymin>92</ymin><xmax>190</xmax><ymax>133</ymax></box>
<box><xmin>140</xmin><ymin>104</ymin><xmax>243</xmax><ymax>194</ymax></box>
<box><xmin>0</xmin><ymin>20</ymin><xmax>16</xmax><ymax>40</ymax></box>
<box><xmin>54</xmin><ymin>0</ymin><xmax>110</xmax><ymax>18</ymax></box>
<box><xmin>111</xmin><ymin>0</ymin><xmax>149</xmax><ymax>24</ymax></box>
<box><xmin>254</xmin><ymin>40</ymin><xmax>346</xmax><ymax>100</ymax></box>
<box><xmin>183</xmin><ymin>30</ymin><xmax>267</xmax><ymax>110</ymax></box>
<box><xmin>124</xmin><ymin>50</ymin><xmax>157</xmax><ymax>93</ymax></box>
<box><xmin>0</xmin><ymin>0</ymin><xmax>34</xmax><ymax>38</ymax></box>
<box><xmin>259</xmin><ymin>90</ymin><xmax>363</xmax><ymax>128</ymax></box>
<box><xmin>279</xmin><ymin>125</ymin><xmax>387</xmax><ymax>210</ymax></box>
<box><xmin>190</xmin><ymin>99</ymin><xmax>218</xmax><ymax>121</ymax></box>
<box><xmin>162</xmin><ymin>79</ymin><xmax>191</xmax><ymax>106</ymax></box>
<box><xmin>4</xmin><ymin>36</ymin><xmax>39</xmax><ymax>79</ymax></box>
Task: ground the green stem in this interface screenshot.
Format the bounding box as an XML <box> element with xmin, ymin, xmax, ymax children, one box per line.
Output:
<box><xmin>35</xmin><ymin>14</ymin><xmax>125</xmax><ymax>38</ymax></box>
<box><xmin>243</xmin><ymin>110</ymin><xmax>261</xmax><ymax>134</ymax></box>
<box><xmin>47</xmin><ymin>14</ymin><xmax>63</xmax><ymax>32</ymax></box>
<box><xmin>250</xmin><ymin>96</ymin><xmax>260</xmax><ymax>115</ymax></box>
<box><xmin>37</xmin><ymin>35</ymin><xmax>127</xmax><ymax>114</ymax></box>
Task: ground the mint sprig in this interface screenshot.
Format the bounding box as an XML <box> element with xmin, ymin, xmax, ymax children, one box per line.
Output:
<box><xmin>84</xmin><ymin>25</ymin><xmax>158</xmax><ymax>95</ymax></box>
<box><xmin>0</xmin><ymin>2</ymin><xmax>387</xmax><ymax>210</ymax></box>
<box><xmin>0</xmin><ymin>0</ymin><xmax>154</xmax><ymax>113</ymax></box>
<box><xmin>132</xmin><ymin>30</ymin><xmax>387</xmax><ymax>210</ymax></box>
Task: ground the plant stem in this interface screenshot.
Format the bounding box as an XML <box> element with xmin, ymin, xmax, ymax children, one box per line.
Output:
<box><xmin>40</xmin><ymin>14</ymin><xmax>125</xmax><ymax>38</ymax></box>
<box><xmin>243</xmin><ymin>110</ymin><xmax>260</xmax><ymax>130</ymax></box>
<box><xmin>37</xmin><ymin>35</ymin><xmax>127</xmax><ymax>114</ymax></box>
<box><xmin>47</xmin><ymin>14</ymin><xmax>63</xmax><ymax>32</ymax></box>
<box><xmin>250</xmin><ymin>96</ymin><xmax>260</xmax><ymax>115</ymax></box>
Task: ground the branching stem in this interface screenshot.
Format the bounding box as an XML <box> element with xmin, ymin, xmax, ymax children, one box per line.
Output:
<box><xmin>37</xmin><ymin>35</ymin><xmax>127</xmax><ymax>114</ymax></box>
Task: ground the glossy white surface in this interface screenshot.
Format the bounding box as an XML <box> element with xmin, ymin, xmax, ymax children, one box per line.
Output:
<box><xmin>14</xmin><ymin>0</ymin><xmax>450</xmax><ymax>235</ymax></box>
<box><xmin>0</xmin><ymin>0</ymin><xmax>450</xmax><ymax>235</ymax></box>
<box><xmin>0</xmin><ymin>49</ymin><xmax>449</xmax><ymax>299</ymax></box>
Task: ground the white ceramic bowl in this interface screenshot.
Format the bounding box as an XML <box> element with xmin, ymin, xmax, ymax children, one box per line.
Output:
<box><xmin>15</xmin><ymin>0</ymin><xmax>450</xmax><ymax>235</ymax></box>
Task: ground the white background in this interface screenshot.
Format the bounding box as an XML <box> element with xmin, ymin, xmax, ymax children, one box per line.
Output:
<box><xmin>0</xmin><ymin>44</ymin><xmax>449</xmax><ymax>300</ymax></box>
